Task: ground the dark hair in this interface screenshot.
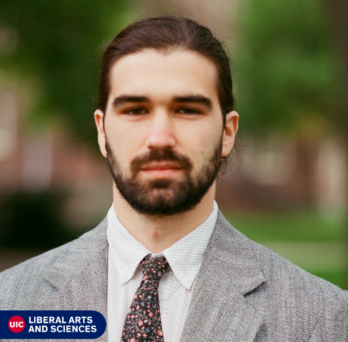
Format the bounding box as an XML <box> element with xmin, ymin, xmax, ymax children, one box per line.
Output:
<box><xmin>96</xmin><ymin>15</ymin><xmax>234</xmax><ymax>123</ymax></box>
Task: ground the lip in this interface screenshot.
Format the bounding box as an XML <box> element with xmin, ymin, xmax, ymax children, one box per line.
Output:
<box><xmin>140</xmin><ymin>162</ymin><xmax>182</xmax><ymax>178</ymax></box>
<box><xmin>141</xmin><ymin>162</ymin><xmax>181</xmax><ymax>170</ymax></box>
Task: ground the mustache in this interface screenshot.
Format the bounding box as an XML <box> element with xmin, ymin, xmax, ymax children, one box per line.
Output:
<box><xmin>131</xmin><ymin>148</ymin><xmax>193</xmax><ymax>174</ymax></box>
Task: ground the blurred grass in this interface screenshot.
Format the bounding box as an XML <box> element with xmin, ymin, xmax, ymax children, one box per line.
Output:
<box><xmin>222</xmin><ymin>210</ymin><xmax>347</xmax><ymax>290</ymax></box>
<box><xmin>222</xmin><ymin>210</ymin><xmax>345</xmax><ymax>242</ymax></box>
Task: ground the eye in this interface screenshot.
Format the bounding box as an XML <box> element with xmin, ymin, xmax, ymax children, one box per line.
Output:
<box><xmin>177</xmin><ymin>107</ymin><xmax>200</xmax><ymax>114</ymax></box>
<box><xmin>124</xmin><ymin>107</ymin><xmax>148</xmax><ymax>115</ymax></box>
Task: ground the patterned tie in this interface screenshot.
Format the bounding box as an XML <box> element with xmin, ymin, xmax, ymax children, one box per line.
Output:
<box><xmin>121</xmin><ymin>255</ymin><xmax>170</xmax><ymax>342</ymax></box>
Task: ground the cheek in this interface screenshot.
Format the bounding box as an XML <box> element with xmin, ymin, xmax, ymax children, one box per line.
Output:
<box><xmin>200</xmin><ymin>122</ymin><xmax>222</xmax><ymax>149</ymax></box>
<box><xmin>182</xmin><ymin>125</ymin><xmax>222</xmax><ymax>167</ymax></box>
<box><xmin>104</xmin><ymin>119</ymin><xmax>142</xmax><ymax>165</ymax></box>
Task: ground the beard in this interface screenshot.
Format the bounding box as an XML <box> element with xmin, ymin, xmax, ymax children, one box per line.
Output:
<box><xmin>105</xmin><ymin>138</ymin><xmax>222</xmax><ymax>217</ymax></box>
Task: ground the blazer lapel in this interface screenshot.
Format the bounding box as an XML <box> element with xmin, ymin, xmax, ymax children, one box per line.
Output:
<box><xmin>34</xmin><ymin>220</ymin><xmax>109</xmax><ymax>342</ymax></box>
<box><xmin>180</xmin><ymin>212</ymin><xmax>266</xmax><ymax>342</ymax></box>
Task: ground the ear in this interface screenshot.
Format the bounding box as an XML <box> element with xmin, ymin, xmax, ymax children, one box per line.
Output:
<box><xmin>94</xmin><ymin>109</ymin><xmax>108</xmax><ymax>158</ymax></box>
<box><xmin>221</xmin><ymin>110</ymin><xmax>239</xmax><ymax>157</ymax></box>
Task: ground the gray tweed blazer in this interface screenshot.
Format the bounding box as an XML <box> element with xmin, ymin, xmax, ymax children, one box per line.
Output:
<box><xmin>0</xmin><ymin>211</ymin><xmax>347</xmax><ymax>341</ymax></box>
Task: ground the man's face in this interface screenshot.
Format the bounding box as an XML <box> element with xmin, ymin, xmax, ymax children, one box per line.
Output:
<box><xmin>95</xmin><ymin>48</ymin><xmax>238</xmax><ymax>216</ymax></box>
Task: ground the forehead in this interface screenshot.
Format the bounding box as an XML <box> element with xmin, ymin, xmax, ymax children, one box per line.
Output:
<box><xmin>108</xmin><ymin>48</ymin><xmax>219</xmax><ymax>104</ymax></box>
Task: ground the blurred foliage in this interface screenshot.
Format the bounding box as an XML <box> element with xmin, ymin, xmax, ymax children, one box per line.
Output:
<box><xmin>223</xmin><ymin>210</ymin><xmax>344</xmax><ymax>242</ymax></box>
<box><xmin>0</xmin><ymin>191</ymin><xmax>80</xmax><ymax>249</ymax></box>
<box><xmin>235</xmin><ymin>0</ymin><xmax>342</xmax><ymax>135</ymax></box>
<box><xmin>312</xmin><ymin>271</ymin><xmax>346</xmax><ymax>290</ymax></box>
<box><xmin>0</xmin><ymin>0</ymin><xmax>128</xmax><ymax>145</ymax></box>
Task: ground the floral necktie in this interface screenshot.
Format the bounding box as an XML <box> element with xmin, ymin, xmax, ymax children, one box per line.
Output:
<box><xmin>121</xmin><ymin>255</ymin><xmax>170</xmax><ymax>342</ymax></box>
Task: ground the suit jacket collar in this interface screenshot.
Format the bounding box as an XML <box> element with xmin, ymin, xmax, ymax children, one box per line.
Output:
<box><xmin>180</xmin><ymin>211</ymin><xmax>266</xmax><ymax>341</ymax></box>
<box><xmin>37</xmin><ymin>211</ymin><xmax>265</xmax><ymax>342</ymax></box>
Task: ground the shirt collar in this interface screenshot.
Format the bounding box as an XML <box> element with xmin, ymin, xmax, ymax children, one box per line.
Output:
<box><xmin>107</xmin><ymin>201</ymin><xmax>218</xmax><ymax>290</ymax></box>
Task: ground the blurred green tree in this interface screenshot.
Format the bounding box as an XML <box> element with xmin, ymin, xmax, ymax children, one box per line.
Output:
<box><xmin>235</xmin><ymin>0</ymin><xmax>341</xmax><ymax>135</ymax></box>
<box><xmin>0</xmin><ymin>0</ymin><xmax>128</xmax><ymax>144</ymax></box>
<box><xmin>323</xmin><ymin>0</ymin><xmax>348</xmax><ymax>287</ymax></box>
<box><xmin>235</xmin><ymin>0</ymin><xmax>348</xmax><ymax>286</ymax></box>
<box><xmin>324</xmin><ymin>0</ymin><xmax>348</xmax><ymax>133</ymax></box>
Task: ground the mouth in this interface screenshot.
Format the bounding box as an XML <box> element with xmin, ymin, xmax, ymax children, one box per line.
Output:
<box><xmin>140</xmin><ymin>162</ymin><xmax>182</xmax><ymax>178</ymax></box>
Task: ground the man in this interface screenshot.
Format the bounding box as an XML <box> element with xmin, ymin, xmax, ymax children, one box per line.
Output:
<box><xmin>0</xmin><ymin>15</ymin><xmax>347</xmax><ymax>342</ymax></box>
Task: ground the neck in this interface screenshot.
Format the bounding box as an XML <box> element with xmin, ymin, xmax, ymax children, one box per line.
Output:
<box><xmin>112</xmin><ymin>183</ymin><xmax>216</xmax><ymax>254</ymax></box>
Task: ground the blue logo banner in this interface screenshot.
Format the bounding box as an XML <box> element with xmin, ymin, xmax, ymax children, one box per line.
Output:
<box><xmin>0</xmin><ymin>311</ymin><xmax>106</xmax><ymax>339</ymax></box>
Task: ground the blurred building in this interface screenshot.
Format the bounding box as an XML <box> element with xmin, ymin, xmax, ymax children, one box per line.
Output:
<box><xmin>0</xmin><ymin>82</ymin><xmax>112</xmax><ymax>231</ymax></box>
<box><xmin>216</xmin><ymin>134</ymin><xmax>347</xmax><ymax>215</ymax></box>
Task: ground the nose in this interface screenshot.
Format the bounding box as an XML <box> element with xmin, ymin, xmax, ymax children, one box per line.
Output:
<box><xmin>145</xmin><ymin>111</ymin><xmax>176</xmax><ymax>149</ymax></box>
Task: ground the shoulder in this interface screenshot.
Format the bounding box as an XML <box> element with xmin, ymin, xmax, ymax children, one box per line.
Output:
<box><xmin>215</xmin><ymin>211</ymin><xmax>348</xmax><ymax>339</ymax></box>
<box><xmin>0</xmin><ymin>218</ymin><xmax>108</xmax><ymax>309</ymax></box>
<box><xmin>248</xmin><ymin>236</ymin><xmax>348</xmax><ymax>340</ymax></box>
<box><xmin>249</xmin><ymin>231</ymin><xmax>347</xmax><ymax>311</ymax></box>
<box><xmin>244</xmin><ymin>222</ymin><xmax>346</xmax><ymax>302</ymax></box>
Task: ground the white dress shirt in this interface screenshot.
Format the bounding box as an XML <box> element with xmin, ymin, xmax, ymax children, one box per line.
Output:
<box><xmin>107</xmin><ymin>201</ymin><xmax>218</xmax><ymax>342</ymax></box>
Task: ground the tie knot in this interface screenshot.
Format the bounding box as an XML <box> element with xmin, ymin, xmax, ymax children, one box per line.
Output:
<box><xmin>141</xmin><ymin>255</ymin><xmax>169</xmax><ymax>280</ymax></box>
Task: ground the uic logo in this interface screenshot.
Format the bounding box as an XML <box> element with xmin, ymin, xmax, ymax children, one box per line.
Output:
<box><xmin>8</xmin><ymin>316</ymin><xmax>25</xmax><ymax>333</ymax></box>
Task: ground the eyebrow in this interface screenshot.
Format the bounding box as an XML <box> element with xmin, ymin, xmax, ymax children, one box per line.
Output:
<box><xmin>112</xmin><ymin>94</ymin><xmax>213</xmax><ymax>109</ymax></box>
<box><xmin>172</xmin><ymin>95</ymin><xmax>212</xmax><ymax>109</ymax></box>
<box><xmin>112</xmin><ymin>96</ymin><xmax>150</xmax><ymax>108</ymax></box>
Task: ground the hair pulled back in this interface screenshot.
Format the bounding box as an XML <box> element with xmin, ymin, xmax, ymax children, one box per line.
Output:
<box><xmin>96</xmin><ymin>16</ymin><xmax>234</xmax><ymax>121</ymax></box>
